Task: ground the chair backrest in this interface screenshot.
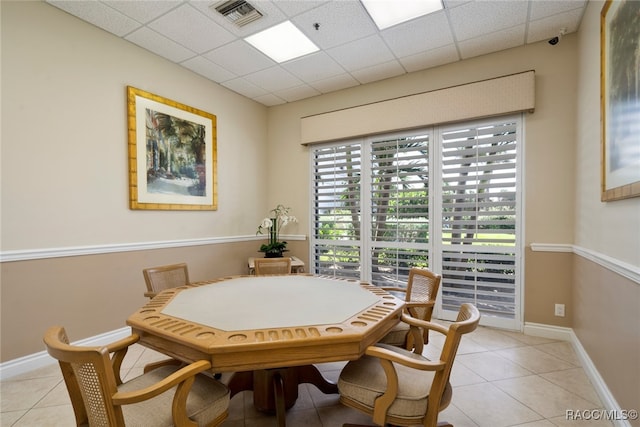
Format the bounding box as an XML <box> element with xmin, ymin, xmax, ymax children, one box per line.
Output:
<box><xmin>383</xmin><ymin>303</ymin><xmax>480</xmax><ymax>427</ymax></box>
<box><xmin>143</xmin><ymin>263</ymin><xmax>189</xmax><ymax>298</ymax></box>
<box><xmin>405</xmin><ymin>267</ymin><xmax>441</xmax><ymax>321</ymax></box>
<box><xmin>44</xmin><ymin>326</ymin><xmax>125</xmax><ymax>426</ymax></box>
<box><xmin>254</xmin><ymin>257</ymin><xmax>292</xmax><ymax>275</ymax></box>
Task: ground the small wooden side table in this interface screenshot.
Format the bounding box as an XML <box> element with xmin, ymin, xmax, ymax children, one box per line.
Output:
<box><xmin>248</xmin><ymin>256</ymin><xmax>305</xmax><ymax>275</ymax></box>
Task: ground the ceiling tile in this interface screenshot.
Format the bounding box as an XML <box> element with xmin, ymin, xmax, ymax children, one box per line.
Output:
<box><xmin>529</xmin><ymin>0</ymin><xmax>587</xmax><ymax>21</ymax></box>
<box><xmin>458</xmin><ymin>25</ymin><xmax>526</xmax><ymax>59</ymax></box>
<box><xmin>274</xmin><ymin>84</ymin><xmax>322</xmax><ymax>102</ymax></box>
<box><xmin>398</xmin><ymin>44</ymin><xmax>460</xmax><ymax>73</ymax></box>
<box><xmin>252</xmin><ymin>93</ymin><xmax>287</xmax><ymax>107</ymax></box>
<box><xmin>204</xmin><ymin>40</ymin><xmax>274</xmax><ymax>76</ymax></box>
<box><xmin>147</xmin><ymin>4</ymin><xmax>235</xmax><ymax>53</ymax></box>
<box><xmin>327</xmin><ymin>34</ymin><xmax>395</xmax><ymax>72</ymax></box>
<box><xmin>448</xmin><ymin>1</ymin><xmax>528</xmax><ymax>41</ymax></box>
<box><xmin>273</xmin><ymin>1</ymin><xmax>329</xmax><ymax>18</ymax></box>
<box><xmin>125</xmin><ymin>27</ymin><xmax>196</xmax><ymax>62</ymax></box>
<box><xmin>243</xmin><ymin>66</ymin><xmax>303</xmax><ymax>92</ymax></box>
<box><xmin>381</xmin><ymin>10</ymin><xmax>453</xmax><ymax>58</ymax></box>
<box><xmin>102</xmin><ymin>1</ymin><xmax>182</xmax><ymax>24</ymax></box>
<box><xmin>181</xmin><ymin>56</ymin><xmax>237</xmax><ymax>82</ymax></box>
<box><xmin>308</xmin><ymin>73</ymin><xmax>360</xmax><ymax>94</ymax></box>
<box><xmin>48</xmin><ymin>0</ymin><xmax>140</xmax><ymax>36</ymax></box>
<box><xmin>221</xmin><ymin>77</ymin><xmax>269</xmax><ymax>98</ymax></box>
<box><xmin>351</xmin><ymin>60</ymin><xmax>406</xmax><ymax>84</ymax></box>
<box><xmin>282</xmin><ymin>51</ymin><xmax>346</xmax><ymax>82</ymax></box>
<box><xmin>292</xmin><ymin>1</ymin><xmax>377</xmax><ymax>49</ymax></box>
<box><xmin>527</xmin><ymin>7</ymin><xmax>584</xmax><ymax>44</ymax></box>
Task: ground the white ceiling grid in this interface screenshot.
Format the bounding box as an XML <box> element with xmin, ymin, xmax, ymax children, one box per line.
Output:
<box><xmin>47</xmin><ymin>0</ymin><xmax>587</xmax><ymax>106</ymax></box>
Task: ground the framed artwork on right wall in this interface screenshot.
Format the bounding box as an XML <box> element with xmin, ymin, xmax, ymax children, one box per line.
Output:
<box><xmin>600</xmin><ymin>0</ymin><xmax>640</xmax><ymax>201</ymax></box>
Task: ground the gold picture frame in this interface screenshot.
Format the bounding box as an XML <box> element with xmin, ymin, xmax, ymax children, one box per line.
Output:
<box><xmin>127</xmin><ymin>86</ymin><xmax>217</xmax><ymax>210</ymax></box>
<box><xmin>600</xmin><ymin>0</ymin><xmax>640</xmax><ymax>201</ymax></box>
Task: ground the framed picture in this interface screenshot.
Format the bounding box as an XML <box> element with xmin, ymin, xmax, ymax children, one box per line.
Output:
<box><xmin>600</xmin><ymin>0</ymin><xmax>640</xmax><ymax>201</ymax></box>
<box><xmin>127</xmin><ymin>86</ymin><xmax>217</xmax><ymax>210</ymax></box>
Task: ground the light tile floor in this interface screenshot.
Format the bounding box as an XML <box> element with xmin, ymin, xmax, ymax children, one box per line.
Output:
<box><xmin>1</xmin><ymin>322</ymin><xmax>613</xmax><ymax>427</ymax></box>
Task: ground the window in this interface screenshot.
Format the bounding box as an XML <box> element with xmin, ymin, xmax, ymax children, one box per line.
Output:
<box><xmin>310</xmin><ymin>115</ymin><xmax>522</xmax><ymax>329</ymax></box>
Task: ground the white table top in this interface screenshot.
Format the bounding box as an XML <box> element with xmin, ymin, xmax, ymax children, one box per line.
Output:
<box><xmin>161</xmin><ymin>275</ymin><xmax>379</xmax><ymax>331</ymax></box>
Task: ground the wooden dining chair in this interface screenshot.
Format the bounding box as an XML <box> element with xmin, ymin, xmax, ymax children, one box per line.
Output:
<box><xmin>143</xmin><ymin>262</ymin><xmax>190</xmax><ymax>299</ymax></box>
<box><xmin>44</xmin><ymin>326</ymin><xmax>230</xmax><ymax>427</ymax></box>
<box><xmin>254</xmin><ymin>257</ymin><xmax>292</xmax><ymax>275</ymax></box>
<box><xmin>379</xmin><ymin>267</ymin><xmax>441</xmax><ymax>350</ymax></box>
<box><xmin>338</xmin><ymin>303</ymin><xmax>480</xmax><ymax>427</ymax></box>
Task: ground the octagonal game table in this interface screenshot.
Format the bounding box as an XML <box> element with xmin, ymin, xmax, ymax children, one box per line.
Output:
<box><xmin>127</xmin><ymin>274</ymin><xmax>404</xmax><ymax>426</ymax></box>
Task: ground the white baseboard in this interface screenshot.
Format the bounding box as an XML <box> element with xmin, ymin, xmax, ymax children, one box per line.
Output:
<box><xmin>523</xmin><ymin>322</ymin><xmax>574</xmax><ymax>341</ymax></box>
<box><xmin>524</xmin><ymin>322</ymin><xmax>631</xmax><ymax>427</ymax></box>
<box><xmin>0</xmin><ymin>327</ymin><xmax>131</xmax><ymax>380</ymax></box>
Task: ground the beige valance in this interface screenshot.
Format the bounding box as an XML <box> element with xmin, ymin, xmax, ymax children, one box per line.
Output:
<box><xmin>301</xmin><ymin>70</ymin><xmax>535</xmax><ymax>145</ymax></box>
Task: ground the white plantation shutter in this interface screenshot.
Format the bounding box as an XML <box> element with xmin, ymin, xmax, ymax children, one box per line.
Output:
<box><xmin>438</xmin><ymin>118</ymin><xmax>520</xmax><ymax>324</ymax></box>
<box><xmin>312</xmin><ymin>143</ymin><xmax>362</xmax><ymax>278</ymax></box>
<box><xmin>370</xmin><ymin>134</ymin><xmax>431</xmax><ymax>287</ymax></box>
<box><xmin>310</xmin><ymin>115</ymin><xmax>522</xmax><ymax>328</ymax></box>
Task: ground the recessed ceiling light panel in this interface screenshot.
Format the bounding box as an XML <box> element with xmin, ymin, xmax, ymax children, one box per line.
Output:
<box><xmin>361</xmin><ymin>0</ymin><xmax>444</xmax><ymax>30</ymax></box>
<box><xmin>245</xmin><ymin>21</ymin><xmax>319</xmax><ymax>63</ymax></box>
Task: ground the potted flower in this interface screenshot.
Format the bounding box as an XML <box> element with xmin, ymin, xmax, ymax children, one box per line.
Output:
<box><xmin>257</xmin><ymin>205</ymin><xmax>298</xmax><ymax>257</ymax></box>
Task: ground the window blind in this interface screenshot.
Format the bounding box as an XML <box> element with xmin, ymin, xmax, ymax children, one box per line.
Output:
<box><xmin>312</xmin><ymin>143</ymin><xmax>362</xmax><ymax>278</ymax></box>
<box><xmin>439</xmin><ymin>119</ymin><xmax>519</xmax><ymax>320</ymax></box>
<box><xmin>370</xmin><ymin>134</ymin><xmax>431</xmax><ymax>287</ymax></box>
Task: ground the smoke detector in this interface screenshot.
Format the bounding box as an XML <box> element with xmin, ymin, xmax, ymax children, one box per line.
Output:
<box><xmin>212</xmin><ymin>0</ymin><xmax>263</xmax><ymax>27</ymax></box>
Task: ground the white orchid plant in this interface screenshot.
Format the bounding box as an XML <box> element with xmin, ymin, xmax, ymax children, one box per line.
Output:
<box><xmin>256</xmin><ymin>205</ymin><xmax>298</xmax><ymax>256</ymax></box>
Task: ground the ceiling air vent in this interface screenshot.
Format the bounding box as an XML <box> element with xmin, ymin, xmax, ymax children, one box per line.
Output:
<box><xmin>213</xmin><ymin>0</ymin><xmax>263</xmax><ymax>27</ymax></box>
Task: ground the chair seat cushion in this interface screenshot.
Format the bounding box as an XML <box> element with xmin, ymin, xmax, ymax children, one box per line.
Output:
<box><xmin>338</xmin><ymin>345</ymin><xmax>435</xmax><ymax>421</ymax></box>
<box><xmin>118</xmin><ymin>365</ymin><xmax>229</xmax><ymax>426</ymax></box>
<box><xmin>377</xmin><ymin>322</ymin><xmax>409</xmax><ymax>346</ymax></box>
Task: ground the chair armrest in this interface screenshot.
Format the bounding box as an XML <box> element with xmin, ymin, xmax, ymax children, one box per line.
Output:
<box><xmin>400</xmin><ymin>312</ymin><xmax>448</xmax><ymax>335</ymax></box>
<box><xmin>111</xmin><ymin>360</ymin><xmax>212</xmax><ymax>405</ymax></box>
<box><xmin>144</xmin><ymin>291</ymin><xmax>157</xmax><ymax>298</ymax></box>
<box><xmin>143</xmin><ymin>358</ymin><xmax>183</xmax><ymax>373</ymax></box>
<box><xmin>405</xmin><ymin>301</ymin><xmax>435</xmax><ymax>309</ymax></box>
<box><xmin>365</xmin><ymin>344</ymin><xmax>445</xmax><ymax>372</ymax></box>
<box><xmin>105</xmin><ymin>334</ymin><xmax>140</xmax><ymax>385</ymax></box>
<box><xmin>105</xmin><ymin>333</ymin><xmax>140</xmax><ymax>353</ymax></box>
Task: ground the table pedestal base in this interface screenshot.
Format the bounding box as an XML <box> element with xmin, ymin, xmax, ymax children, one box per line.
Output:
<box><xmin>228</xmin><ymin>365</ymin><xmax>338</xmax><ymax>426</ymax></box>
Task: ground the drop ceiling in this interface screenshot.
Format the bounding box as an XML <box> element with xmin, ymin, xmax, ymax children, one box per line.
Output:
<box><xmin>46</xmin><ymin>0</ymin><xmax>587</xmax><ymax>106</ymax></box>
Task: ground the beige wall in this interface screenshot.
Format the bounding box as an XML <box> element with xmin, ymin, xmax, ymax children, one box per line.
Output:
<box><xmin>1</xmin><ymin>1</ymin><xmax>270</xmax><ymax>251</ymax></box>
<box><xmin>1</xmin><ymin>241</ymin><xmax>251</xmax><ymax>361</ymax></box>
<box><xmin>573</xmin><ymin>1</ymin><xmax>640</xmax><ymax>417</ymax></box>
<box><xmin>524</xmin><ymin>249</ymin><xmax>573</xmax><ymax>327</ymax></box>
<box><xmin>575</xmin><ymin>1</ymin><xmax>640</xmax><ymax>268</ymax></box>
<box><xmin>572</xmin><ymin>256</ymin><xmax>639</xmax><ymax>420</ymax></box>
